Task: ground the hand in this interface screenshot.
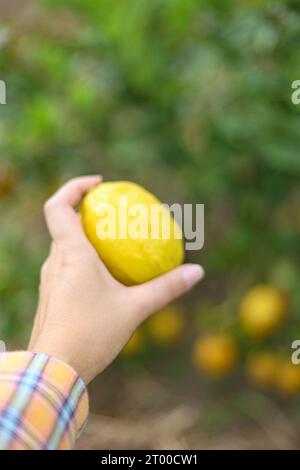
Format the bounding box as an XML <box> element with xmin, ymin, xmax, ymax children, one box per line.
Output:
<box><xmin>28</xmin><ymin>176</ymin><xmax>204</xmax><ymax>384</ymax></box>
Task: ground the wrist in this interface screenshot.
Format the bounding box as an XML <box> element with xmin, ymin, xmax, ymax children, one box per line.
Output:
<box><xmin>28</xmin><ymin>339</ymin><xmax>88</xmax><ymax>384</ymax></box>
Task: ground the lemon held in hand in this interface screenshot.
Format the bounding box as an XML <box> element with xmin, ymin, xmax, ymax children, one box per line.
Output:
<box><xmin>81</xmin><ymin>181</ymin><xmax>184</xmax><ymax>285</ymax></box>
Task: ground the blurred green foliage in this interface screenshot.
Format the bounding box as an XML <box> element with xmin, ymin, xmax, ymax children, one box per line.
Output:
<box><xmin>1</xmin><ymin>0</ymin><xmax>300</xmax><ymax>389</ymax></box>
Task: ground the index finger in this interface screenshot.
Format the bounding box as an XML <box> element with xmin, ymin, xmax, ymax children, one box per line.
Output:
<box><xmin>44</xmin><ymin>175</ymin><xmax>102</xmax><ymax>242</ymax></box>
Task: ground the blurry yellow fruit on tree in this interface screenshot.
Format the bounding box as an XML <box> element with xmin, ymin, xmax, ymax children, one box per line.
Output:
<box><xmin>246</xmin><ymin>351</ymin><xmax>278</xmax><ymax>389</ymax></box>
<box><xmin>147</xmin><ymin>305</ymin><xmax>185</xmax><ymax>344</ymax></box>
<box><xmin>275</xmin><ymin>359</ymin><xmax>300</xmax><ymax>396</ymax></box>
<box><xmin>193</xmin><ymin>334</ymin><xmax>238</xmax><ymax>377</ymax></box>
<box><xmin>240</xmin><ymin>285</ymin><xmax>288</xmax><ymax>338</ymax></box>
<box><xmin>81</xmin><ymin>181</ymin><xmax>184</xmax><ymax>285</ymax></box>
<box><xmin>122</xmin><ymin>330</ymin><xmax>145</xmax><ymax>356</ymax></box>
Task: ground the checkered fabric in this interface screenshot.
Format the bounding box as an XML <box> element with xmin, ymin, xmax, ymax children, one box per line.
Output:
<box><xmin>0</xmin><ymin>352</ymin><xmax>88</xmax><ymax>450</ymax></box>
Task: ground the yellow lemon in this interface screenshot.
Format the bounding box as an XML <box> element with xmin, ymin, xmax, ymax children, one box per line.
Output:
<box><xmin>147</xmin><ymin>305</ymin><xmax>185</xmax><ymax>344</ymax></box>
<box><xmin>193</xmin><ymin>334</ymin><xmax>238</xmax><ymax>377</ymax></box>
<box><xmin>122</xmin><ymin>330</ymin><xmax>145</xmax><ymax>356</ymax></box>
<box><xmin>240</xmin><ymin>285</ymin><xmax>288</xmax><ymax>338</ymax></box>
<box><xmin>275</xmin><ymin>359</ymin><xmax>300</xmax><ymax>396</ymax></box>
<box><xmin>81</xmin><ymin>181</ymin><xmax>184</xmax><ymax>285</ymax></box>
<box><xmin>246</xmin><ymin>351</ymin><xmax>278</xmax><ymax>389</ymax></box>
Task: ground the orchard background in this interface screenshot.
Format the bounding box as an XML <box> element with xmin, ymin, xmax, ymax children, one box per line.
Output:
<box><xmin>1</xmin><ymin>0</ymin><xmax>300</xmax><ymax>449</ymax></box>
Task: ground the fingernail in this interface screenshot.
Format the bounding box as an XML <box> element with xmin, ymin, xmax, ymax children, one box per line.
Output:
<box><xmin>182</xmin><ymin>264</ymin><xmax>205</xmax><ymax>289</ymax></box>
<box><xmin>93</xmin><ymin>175</ymin><xmax>102</xmax><ymax>183</ymax></box>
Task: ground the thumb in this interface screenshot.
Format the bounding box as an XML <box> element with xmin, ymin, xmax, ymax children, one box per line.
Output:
<box><xmin>132</xmin><ymin>264</ymin><xmax>205</xmax><ymax>322</ymax></box>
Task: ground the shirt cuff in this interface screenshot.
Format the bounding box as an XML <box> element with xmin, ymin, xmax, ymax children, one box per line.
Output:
<box><xmin>0</xmin><ymin>351</ymin><xmax>89</xmax><ymax>450</ymax></box>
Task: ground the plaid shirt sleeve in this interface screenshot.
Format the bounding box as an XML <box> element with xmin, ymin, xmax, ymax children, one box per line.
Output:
<box><xmin>0</xmin><ymin>351</ymin><xmax>89</xmax><ymax>450</ymax></box>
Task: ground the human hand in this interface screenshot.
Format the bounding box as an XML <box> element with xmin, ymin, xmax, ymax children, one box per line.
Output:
<box><xmin>28</xmin><ymin>176</ymin><xmax>204</xmax><ymax>384</ymax></box>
